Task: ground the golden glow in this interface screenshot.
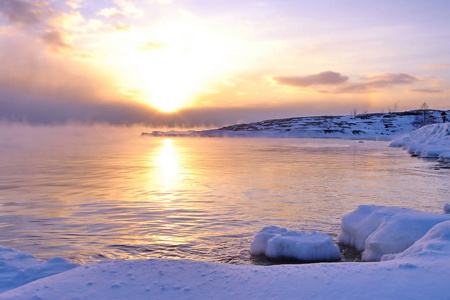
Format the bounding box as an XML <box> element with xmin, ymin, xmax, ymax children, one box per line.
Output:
<box><xmin>155</xmin><ymin>139</ymin><xmax>179</xmax><ymax>188</ymax></box>
<box><xmin>102</xmin><ymin>18</ymin><xmax>245</xmax><ymax>112</ymax></box>
<box><xmin>140</xmin><ymin>24</ymin><xmax>226</xmax><ymax>112</ymax></box>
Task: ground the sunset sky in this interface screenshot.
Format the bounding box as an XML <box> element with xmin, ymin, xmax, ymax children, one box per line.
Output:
<box><xmin>0</xmin><ymin>0</ymin><xmax>449</xmax><ymax>127</ymax></box>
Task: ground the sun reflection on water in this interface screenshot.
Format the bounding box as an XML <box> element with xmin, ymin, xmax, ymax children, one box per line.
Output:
<box><xmin>154</xmin><ymin>139</ymin><xmax>180</xmax><ymax>189</ymax></box>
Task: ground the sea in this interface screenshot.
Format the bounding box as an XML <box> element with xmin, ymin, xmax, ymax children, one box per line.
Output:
<box><xmin>0</xmin><ymin>125</ymin><xmax>449</xmax><ymax>265</ymax></box>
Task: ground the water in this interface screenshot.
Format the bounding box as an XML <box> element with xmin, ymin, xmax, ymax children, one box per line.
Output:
<box><xmin>0</xmin><ymin>125</ymin><xmax>449</xmax><ymax>265</ymax></box>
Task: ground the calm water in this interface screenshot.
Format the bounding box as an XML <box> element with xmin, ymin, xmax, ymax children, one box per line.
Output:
<box><xmin>0</xmin><ymin>125</ymin><xmax>449</xmax><ymax>265</ymax></box>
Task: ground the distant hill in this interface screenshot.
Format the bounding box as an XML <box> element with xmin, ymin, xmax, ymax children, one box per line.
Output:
<box><xmin>143</xmin><ymin>109</ymin><xmax>449</xmax><ymax>140</ymax></box>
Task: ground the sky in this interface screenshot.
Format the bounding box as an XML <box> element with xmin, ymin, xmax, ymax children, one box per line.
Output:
<box><xmin>0</xmin><ymin>0</ymin><xmax>449</xmax><ymax>127</ymax></box>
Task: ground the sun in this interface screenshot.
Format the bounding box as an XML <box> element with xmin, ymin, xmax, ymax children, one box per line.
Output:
<box><xmin>102</xmin><ymin>14</ymin><xmax>247</xmax><ymax>113</ymax></box>
<box><xmin>113</xmin><ymin>20</ymin><xmax>231</xmax><ymax>113</ymax></box>
<box><xmin>140</xmin><ymin>46</ymin><xmax>202</xmax><ymax>112</ymax></box>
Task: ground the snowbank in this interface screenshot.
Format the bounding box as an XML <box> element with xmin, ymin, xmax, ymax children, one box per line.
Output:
<box><xmin>382</xmin><ymin>220</ymin><xmax>450</xmax><ymax>261</ymax></box>
<box><xmin>0</xmin><ymin>246</ymin><xmax>78</xmax><ymax>293</ymax></box>
<box><xmin>2</xmin><ymin>247</ymin><xmax>450</xmax><ymax>299</ymax></box>
<box><xmin>3</xmin><ymin>205</ymin><xmax>450</xmax><ymax>299</ymax></box>
<box><xmin>390</xmin><ymin>123</ymin><xmax>450</xmax><ymax>162</ymax></box>
<box><xmin>250</xmin><ymin>226</ymin><xmax>341</xmax><ymax>262</ymax></box>
<box><xmin>444</xmin><ymin>203</ymin><xmax>450</xmax><ymax>214</ymax></box>
<box><xmin>337</xmin><ymin>205</ymin><xmax>450</xmax><ymax>261</ymax></box>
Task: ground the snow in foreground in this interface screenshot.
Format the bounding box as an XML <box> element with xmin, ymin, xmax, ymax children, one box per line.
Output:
<box><xmin>391</xmin><ymin>123</ymin><xmax>450</xmax><ymax>162</ymax></box>
<box><xmin>2</xmin><ymin>205</ymin><xmax>450</xmax><ymax>299</ymax></box>
<box><xmin>0</xmin><ymin>247</ymin><xmax>78</xmax><ymax>294</ymax></box>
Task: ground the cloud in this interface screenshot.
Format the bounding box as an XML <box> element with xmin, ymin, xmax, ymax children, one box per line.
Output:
<box><xmin>422</xmin><ymin>63</ymin><xmax>450</xmax><ymax>70</ymax></box>
<box><xmin>273</xmin><ymin>71</ymin><xmax>423</xmax><ymax>94</ymax></box>
<box><xmin>65</xmin><ymin>0</ymin><xmax>84</xmax><ymax>10</ymax></box>
<box><xmin>114</xmin><ymin>23</ymin><xmax>131</xmax><ymax>31</ymax></box>
<box><xmin>0</xmin><ymin>94</ymin><xmax>160</xmax><ymax>126</ymax></box>
<box><xmin>139</xmin><ymin>41</ymin><xmax>165</xmax><ymax>50</ymax></box>
<box><xmin>97</xmin><ymin>0</ymin><xmax>144</xmax><ymax>19</ymax></box>
<box><xmin>273</xmin><ymin>71</ymin><xmax>349</xmax><ymax>87</ymax></box>
<box><xmin>0</xmin><ymin>91</ymin><xmax>349</xmax><ymax>127</ymax></box>
<box><xmin>1</xmin><ymin>2</ymin><xmax>109</xmax><ymax>57</ymax></box>
<box><xmin>149</xmin><ymin>0</ymin><xmax>172</xmax><ymax>4</ymax></box>
<box><xmin>0</xmin><ymin>1</ymin><xmax>74</xmax><ymax>54</ymax></box>
<box><xmin>41</xmin><ymin>30</ymin><xmax>72</xmax><ymax>53</ymax></box>
<box><xmin>97</xmin><ymin>7</ymin><xmax>125</xmax><ymax>19</ymax></box>
<box><xmin>48</xmin><ymin>11</ymin><xmax>108</xmax><ymax>36</ymax></box>
<box><xmin>409</xmin><ymin>88</ymin><xmax>443</xmax><ymax>94</ymax></box>
<box><xmin>0</xmin><ymin>0</ymin><xmax>53</xmax><ymax>26</ymax></box>
<box><xmin>0</xmin><ymin>85</ymin><xmax>267</xmax><ymax>127</ymax></box>
<box><xmin>337</xmin><ymin>73</ymin><xmax>418</xmax><ymax>94</ymax></box>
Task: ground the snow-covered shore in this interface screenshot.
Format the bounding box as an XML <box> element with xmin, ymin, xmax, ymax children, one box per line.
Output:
<box><xmin>2</xmin><ymin>252</ymin><xmax>450</xmax><ymax>299</ymax></box>
<box><xmin>390</xmin><ymin>123</ymin><xmax>450</xmax><ymax>162</ymax></box>
<box><xmin>2</xmin><ymin>205</ymin><xmax>450</xmax><ymax>299</ymax></box>
<box><xmin>143</xmin><ymin>110</ymin><xmax>448</xmax><ymax>140</ymax></box>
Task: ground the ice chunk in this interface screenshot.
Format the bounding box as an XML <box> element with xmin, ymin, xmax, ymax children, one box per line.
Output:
<box><xmin>250</xmin><ymin>226</ymin><xmax>287</xmax><ymax>256</ymax></box>
<box><xmin>382</xmin><ymin>220</ymin><xmax>450</xmax><ymax>261</ymax></box>
<box><xmin>338</xmin><ymin>205</ymin><xmax>450</xmax><ymax>261</ymax></box>
<box><xmin>250</xmin><ymin>226</ymin><xmax>341</xmax><ymax>262</ymax></box>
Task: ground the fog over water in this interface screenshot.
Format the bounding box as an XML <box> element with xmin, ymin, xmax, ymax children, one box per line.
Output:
<box><xmin>0</xmin><ymin>125</ymin><xmax>448</xmax><ymax>264</ymax></box>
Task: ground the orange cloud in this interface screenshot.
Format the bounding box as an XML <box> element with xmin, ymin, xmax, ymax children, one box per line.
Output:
<box><xmin>139</xmin><ymin>41</ymin><xmax>165</xmax><ymax>50</ymax></box>
<box><xmin>409</xmin><ymin>89</ymin><xmax>443</xmax><ymax>94</ymax></box>
<box><xmin>97</xmin><ymin>0</ymin><xmax>144</xmax><ymax>19</ymax></box>
<box><xmin>422</xmin><ymin>63</ymin><xmax>450</xmax><ymax>70</ymax></box>
<box><xmin>273</xmin><ymin>71</ymin><xmax>349</xmax><ymax>87</ymax></box>
<box><xmin>114</xmin><ymin>23</ymin><xmax>131</xmax><ymax>31</ymax></box>
<box><xmin>337</xmin><ymin>73</ymin><xmax>417</xmax><ymax>94</ymax></box>
<box><xmin>65</xmin><ymin>1</ymin><xmax>84</xmax><ymax>10</ymax></box>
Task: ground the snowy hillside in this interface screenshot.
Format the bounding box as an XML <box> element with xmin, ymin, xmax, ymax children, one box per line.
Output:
<box><xmin>144</xmin><ymin>109</ymin><xmax>448</xmax><ymax>140</ymax></box>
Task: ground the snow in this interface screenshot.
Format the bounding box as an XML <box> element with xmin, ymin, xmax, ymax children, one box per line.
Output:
<box><xmin>338</xmin><ymin>205</ymin><xmax>450</xmax><ymax>261</ymax></box>
<box><xmin>250</xmin><ymin>226</ymin><xmax>341</xmax><ymax>262</ymax></box>
<box><xmin>390</xmin><ymin>123</ymin><xmax>450</xmax><ymax>161</ymax></box>
<box><xmin>382</xmin><ymin>220</ymin><xmax>450</xmax><ymax>261</ymax></box>
<box><xmin>0</xmin><ymin>246</ymin><xmax>78</xmax><ymax>294</ymax></box>
<box><xmin>2</xmin><ymin>205</ymin><xmax>450</xmax><ymax>299</ymax></box>
<box><xmin>143</xmin><ymin>110</ymin><xmax>448</xmax><ymax>141</ymax></box>
<box><xmin>445</xmin><ymin>204</ymin><xmax>450</xmax><ymax>214</ymax></box>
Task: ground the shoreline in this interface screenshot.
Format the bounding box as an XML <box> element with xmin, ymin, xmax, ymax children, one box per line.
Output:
<box><xmin>2</xmin><ymin>204</ymin><xmax>450</xmax><ymax>299</ymax></box>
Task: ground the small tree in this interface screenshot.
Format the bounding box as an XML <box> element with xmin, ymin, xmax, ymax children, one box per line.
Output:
<box><xmin>421</xmin><ymin>102</ymin><xmax>429</xmax><ymax>124</ymax></box>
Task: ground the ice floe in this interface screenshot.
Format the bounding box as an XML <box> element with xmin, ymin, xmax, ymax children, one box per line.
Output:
<box><xmin>382</xmin><ymin>220</ymin><xmax>450</xmax><ymax>261</ymax></box>
<box><xmin>250</xmin><ymin>226</ymin><xmax>340</xmax><ymax>262</ymax></box>
<box><xmin>337</xmin><ymin>205</ymin><xmax>450</xmax><ymax>261</ymax></box>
